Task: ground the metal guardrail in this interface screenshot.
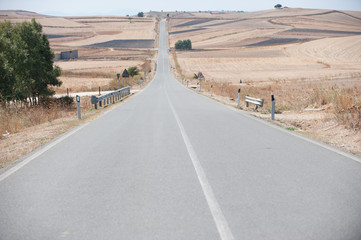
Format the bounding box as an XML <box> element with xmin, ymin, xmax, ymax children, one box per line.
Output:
<box><xmin>91</xmin><ymin>87</ymin><xmax>130</xmax><ymax>109</ymax></box>
<box><xmin>245</xmin><ymin>96</ymin><xmax>264</xmax><ymax>110</ymax></box>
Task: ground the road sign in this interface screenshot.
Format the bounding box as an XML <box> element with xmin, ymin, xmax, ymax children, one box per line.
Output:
<box><xmin>198</xmin><ymin>72</ymin><xmax>204</xmax><ymax>80</ymax></box>
<box><xmin>122</xmin><ymin>69</ymin><xmax>129</xmax><ymax>78</ymax></box>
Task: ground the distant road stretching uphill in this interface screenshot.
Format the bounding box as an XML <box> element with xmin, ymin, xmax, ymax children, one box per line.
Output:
<box><xmin>1</xmin><ymin>20</ymin><xmax>361</xmax><ymax>240</ymax></box>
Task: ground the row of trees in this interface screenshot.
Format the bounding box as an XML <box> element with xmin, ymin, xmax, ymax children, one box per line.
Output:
<box><xmin>175</xmin><ymin>39</ymin><xmax>192</xmax><ymax>50</ymax></box>
<box><xmin>0</xmin><ymin>19</ymin><xmax>62</xmax><ymax>107</ymax></box>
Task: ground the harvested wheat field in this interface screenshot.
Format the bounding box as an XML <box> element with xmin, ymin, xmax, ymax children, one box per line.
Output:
<box><xmin>168</xmin><ymin>8</ymin><xmax>361</xmax><ymax>155</ymax></box>
<box><xmin>1</xmin><ymin>11</ymin><xmax>158</xmax><ymax>93</ymax></box>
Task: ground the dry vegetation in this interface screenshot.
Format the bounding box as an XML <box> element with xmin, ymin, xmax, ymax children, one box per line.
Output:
<box><xmin>168</xmin><ymin>9</ymin><xmax>361</xmax><ymax>155</ymax></box>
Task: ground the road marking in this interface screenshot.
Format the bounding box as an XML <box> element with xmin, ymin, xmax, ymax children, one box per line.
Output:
<box><xmin>0</xmin><ymin>124</ymin><xmax>88</xmax><ymax>182</ymax></box>
<box><xmin>166</xmin><ymin>91</ymin><xmax>235</xmax><ymax>240</ymax></box>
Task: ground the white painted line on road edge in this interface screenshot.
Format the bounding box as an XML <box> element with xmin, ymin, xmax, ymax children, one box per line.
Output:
<box><xmin>166</xmin><ymin>91</ymin><xmax>235</xmax><ymax>240</ymax></box>
<box><xmin>230</xmin><ymin>107</ymin><xmax>361</xmax><ymax>164</ymax></box>
<box><xmin>0</xmin><ymin>123</ymin><xmax>89</xmax><ymax>182</ymax></box>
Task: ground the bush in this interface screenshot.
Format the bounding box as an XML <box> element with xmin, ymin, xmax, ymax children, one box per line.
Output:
<box><xmin>128</xmin><ymin>66</ymin><xmax>139</xmax><ymax>77</ymax></box>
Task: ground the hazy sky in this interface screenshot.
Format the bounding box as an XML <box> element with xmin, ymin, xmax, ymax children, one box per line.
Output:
<box><xmin>0</xmin><ymin>0</ymin><xmax>361</xmax><ymax>16</ymax></box>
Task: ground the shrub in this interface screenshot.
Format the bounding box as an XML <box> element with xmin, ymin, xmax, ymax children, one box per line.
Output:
<box><xmin>128</xmin><ymin>66</ymin><xmax>139</xmax><ymax>77</ymax></box>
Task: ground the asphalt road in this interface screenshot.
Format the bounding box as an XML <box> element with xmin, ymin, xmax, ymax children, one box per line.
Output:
<box><xmin>1</xmin><ymin>20</ymin><xmax>361</xmax><ymax>240</ymax></box>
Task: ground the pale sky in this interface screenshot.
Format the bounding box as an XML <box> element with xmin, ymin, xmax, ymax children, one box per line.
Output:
<box><xmin>0</xmin><ymin>0</ymin><xmax>360</xmax><ymax>16</ymax></box>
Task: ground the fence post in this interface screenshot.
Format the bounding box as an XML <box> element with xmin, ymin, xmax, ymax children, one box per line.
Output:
<box><xmin>237</xmin><ymin>88</ymin><xmax>241</xmax><ymax>107</ymax></box>
<box><xmin>271</xmin><ymin>95</ymin><xmax>275</xmax><ymax>120</ymax></box>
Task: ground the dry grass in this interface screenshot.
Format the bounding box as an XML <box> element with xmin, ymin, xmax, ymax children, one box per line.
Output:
<box><xmin>0</xmin><ymin>97</ymin><xmax>93</xmax><ymax>135</ymax></box>
<box><xmin>333</xmin><ymin>90</ymin><xmax>361</xmax><ymax>130</ymax></box>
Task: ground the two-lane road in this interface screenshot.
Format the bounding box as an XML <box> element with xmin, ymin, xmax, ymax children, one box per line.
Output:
<box><xmin>1</xmin><ymin>20</ymin><xmax>361</xmax><ymax>240</ymax></box>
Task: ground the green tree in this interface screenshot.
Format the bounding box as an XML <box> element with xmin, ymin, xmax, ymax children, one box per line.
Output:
<box><xmin>128</xmin><ymin>66</ymin><xmax>139</xmax><ymax>77</ymax></box>
<box><xmin>274</xmin><ymin>4</ymin><xmax>282</xmax><ymax>9</ymax></box>
<box><xmin>175</xmin><ymin>39</ymin><xmax>192</xmax><ymax>50</ymax></box>
<box><xmin>0</xmin><ymin>21</ymin><xmax>28</xmax><ymax>103</ymax></box>
<box><xmin>137</xmin><ymin>12</ymin><xmax>144</xmax><ymax>17</ymax></box>
<box><xmin>0</xmin><ymin>19</ymin><xmax>62</xmax><ymax>105</ymax></box>
<box><xmin>17</xmin><ymin>19</ymin><xmax>62</xmax><ymax>102</ymax></box>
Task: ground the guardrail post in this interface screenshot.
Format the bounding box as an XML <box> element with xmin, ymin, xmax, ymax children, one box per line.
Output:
<box><xmin>271</xmin><ymin>95</ymin><xmax>275</xmax><ymax>120</ymax></box>
<box><xmin>237</xmin><ymin>88</ymin><xmax>241</xmax><ymax>106</ymax></box>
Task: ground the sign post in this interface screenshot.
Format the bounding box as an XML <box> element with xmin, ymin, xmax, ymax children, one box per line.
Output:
<box><xmin>117</xmin><ymin>73</ymin><xmax>120</xmax><ymax>89</ymax></box>
<box><xmin>76</xmin><ymin>95</ymin><xmax>81</xmax><ymax>120</ymax></box>
<box><xmin>122</xmin><ymin>69</ymin><xmax>129</xmax><ymax>86</ymax></box>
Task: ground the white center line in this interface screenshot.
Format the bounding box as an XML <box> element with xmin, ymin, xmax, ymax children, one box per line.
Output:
<box><xmin>166</xmin><ymin>91</ymin><xmax>235</xmax><ymax>240</ymax></box>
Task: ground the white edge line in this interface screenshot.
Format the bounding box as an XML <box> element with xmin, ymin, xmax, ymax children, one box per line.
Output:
<box><xmin>230</xmin><ymin>107</ymin><xmax>361</xmax><ymax>164</ymax></box>
<box><xmin>166</xmin><ymin>91</ymin><xmax>234</xmax><ymax>240</ymax></box>
<box><xmin>0</xmin><ymin>123</ymin><xmax>88</xmax><ymax>182</ymax></box>
<box><xmin>171</xmin><ymin>76</ymin><xmax>361</xmax><ymax>164</ymax></box>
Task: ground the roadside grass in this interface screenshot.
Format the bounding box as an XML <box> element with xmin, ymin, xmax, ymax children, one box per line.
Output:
<box><xmin>285</xmin><ymin>127</ymin><xmax>297</xmax><ymax>131</ymax></box>
<box><xmin>0</xmin><ymin>97</ymin><xmax>92</xmax><ymax>137</ymax></box>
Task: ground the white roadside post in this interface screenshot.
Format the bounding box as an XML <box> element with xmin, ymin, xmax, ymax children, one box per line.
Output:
<box><xmin>198</xmin><ymin>72</ymin><xmax>204</xmax><ymax>92</ymax></box>
<box><xmin>237</xmin><ymin>88</ymin><xmax>241</xmax><ymax>107</ymax></box>
<box><xmin>76</xmin><ymin>95</ymin><xmax>81</xmax><ymax>120</ymax></box>
<box><xmin>271</xmin><ymin>95</ymin><xmax>275</xmax><ymax>120</ymax></box>
<box><xmin>211</xmin><ymin>85</ymin><xmax>213</xmax><ymax>97</ymax></box>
